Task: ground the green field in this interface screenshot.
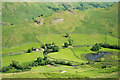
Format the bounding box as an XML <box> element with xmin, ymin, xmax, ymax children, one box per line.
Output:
<box><xmin>2</xmin><ymin>2</ymin><xmax>119</xmax><ymax>78</ymax></box>
<box><xmin>2</xmin><ymin>65</ymin><xmax>118</xmax><ymax>78</ymax></box>
<box><xmin>2</xmin><ymin>2</ymin><xmax>118</xmax><ymax>47</ymax></box>
<box><xmin>2</xmin><ymin>51</ymin><xmax>43</xmax><ymax>67</ymax></box>
<box><xmin>2</xmin><ymin>33</ymin><xmax>119</xmax><ymax>54</ymax></box>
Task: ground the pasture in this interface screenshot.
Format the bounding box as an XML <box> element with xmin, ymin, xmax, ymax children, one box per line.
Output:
<box><xmin>2</xmin><ymin>33</ymin><xmax>119</xmax><ymax>54</ymax></box>
<box><xmin>1</xmin><ymin>2</ymin><xmax>119</xmax><ymax>78</ymax></box>
<box><xmin>2</xmin><ymin>51</ymin><xmax>43</xmax><ymax>67</ymax></box>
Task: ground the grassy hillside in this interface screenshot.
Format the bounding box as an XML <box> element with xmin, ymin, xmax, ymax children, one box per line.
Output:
<box><xmin>2</xmin><ymin>2</ymin><xmax>114</xmax><ymax>24</ymax></box>
<box><xmin>1</xmin><ymin>2</ymin><xmax>119</xmax><ymax>78</ymax></box>
<box><xmin>2</xmin><ymin>2</ymin><xmax>118</xmax><ymax>47</ymax></box>
<box><xmin>2</xmin><ymin>51</ymin><xmax>44</xmax><ymax>67</ymax></box>
<box><xmin>2</xmin><ymin>33</ymin><xmax>119</xmax><ymax>54</ymax></box>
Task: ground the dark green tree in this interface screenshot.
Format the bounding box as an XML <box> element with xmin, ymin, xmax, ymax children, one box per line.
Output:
<box><xmin>64</xmin><ymin>42</ymin><xmax>69</xmax><ymax>47</ymax></box>
<box><xmin>27</xmin><ymin>49</ymin><xmax>32</xmax><ymax>53</ymax></box>
<box><xmin>31</xmin><ymin>47</ymin><xmax>35</xmax><ymax>51</ymax></box>
<box><xmin>52</xmin><ymin>46</ymin><xmax>59</xmax><ymax>52</ymax></box>
<box><xmin>68</xmin><ymin>39</ymin><xmax>73</xmax><ymax>46</ymax></box>
<box><xmin>36</xmin><ymin>57</ymin><xmax>43</xmax><ymax>62</ymax></box>
<box><xmin>91</xmin><ymin>43</ymin><xmax>101</xmax><ymax>51</ymax></box>
<box><xmin>41</xmin><ymin>45</ymin><xmax>45</xmax><ymax>49</ymax></box>
<box><xmin>67</xmin><ymin>61</ymin><xmax>72</xmax><ymax>66</ymax></box>
<box><xmin>52</xmin><ymin>42</ymin><xmax>55</xmax><ymax>45</ymax></box>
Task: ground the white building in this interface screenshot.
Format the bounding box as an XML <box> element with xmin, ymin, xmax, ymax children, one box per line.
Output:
<box><xmin>36</xmin><ymin>49</ymin><xmax>39</xmax><ymax>51</ymax></box>
<box><xmin>61</xmin><ymin>71</ymin><xmax>67</xmax><ymax>73</ymax></box>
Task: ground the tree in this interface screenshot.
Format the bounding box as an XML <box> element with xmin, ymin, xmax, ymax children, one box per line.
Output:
<box><xmin>2</xmin><ymin>67</ymin><xmax>7</xmax><ymax>72</ymax></box>
<box><xmin>45</xmin><ymin>43</ymin><xmax>52</xmax><ymax>49</ymax></box>
<box><xmin>91</xmin><ymin>43</ymin><xmax>101</xmax><ymax>51</ymax></box>
<box><xmin>36</xmin><ymin>57</ymin><xmax>43</xmax><ymax>62</ymax></box>
<box><xmin>43</xmin><ymin>56</ymin><xmax>48</xmax><ymax>60</ymax></box>
<box><xmin>10</xmin><ymin>61</ymin><xmax>19</xmax><ymax>68</ymax></box>
<box><xmin>68</xmin><ymin>39</ymin><xmax>72</xmax><ymax>46</ymax></box>
<box><xmin>102</xmin><ymin>65</ymin><xmax>106</xmax><ymax>69</ymax></box>
<box><xmin>41</xmin><ymin>14</ymin><xmax>43</xmax><ymax>16</ymax></box>
<box><xmin>27</xmin><ymin>49</ymin><xmax>32</xmax><ymax>53</ymax></box>
<box><xmin>41</xmin><ymin>45</ymin><xmax>45</xmax><ymax>49</ymax></box>
<box><xmin>64</xmin><ymin>42</ymin><xmax>69</xmax><ymax>47</ymax></box>
<box><xmin>52</xmin><ymin>46</ymin><xmax>59</xmax><ymax>52</ymax></box>
<box><xmin>31</xmin><ymin>47</ymin><xmax>35</xmax><ymax>51</ymax></box>
<box><xmin>43</xmin><ymin>51</ymin><xmax>48</xmax><ymax>55</ymax></box>
<box><xmin>52</xmin><ymin>42</ymin><xmax>55</xmax><ymax>45</ymax></box>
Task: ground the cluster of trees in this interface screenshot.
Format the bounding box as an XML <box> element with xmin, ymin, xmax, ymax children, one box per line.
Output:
<box><xmin>43</xmin><ymin>43</ymin><xmax>59</xmax><ymax>55</ymax></box>
<box><xmin>61</xmin><ymin>4</ymin><xmax>70</xmax><ymax>10</ymax></box>
<box><xmin>2</xmin><ymin>61</ymin><xmax>31</xmax><ymax>73</ymax></box>
<box><xmin>32</xmin><ymin>14</ymin><xmax>43</xmax><ymax>19</ymax></box>
<box><xmin>91</xmin><ymin>43</ymin><xmax>120</xmax><ymax>51</ymax></box>
<box><xmin>53</xmin><ymin>60</ymin><xmax>72</xmax><ymax>66</ymax></box>
<box><xmin>91</xmin><ymin>43</ymin><xmax>101</xmax><ymax>51</ymax></box>
<box><xmin>2</xmin><ymin>56</ymin><xmax>72</xmax><ymax>73</ymax></box>
<box><xmin>99</xmin><ymin>43</ymin><xmax>120</xmax><ymax>50</ymax></box>
<box><xmin>47</xmin><ymin>6</ymin><xmax>60</xmax><ymax>11</ymax></box>
<box><xmin>63</xmin><ymin>41</ymin><xmax>72</xmax><ymax>48</ymax></box>
<box><xmin>2</xmin><ymin>65</ymin><xmax>13</xmax><ymax>72</ymax></box>
<box><xmin>63</xmin><ymin>33</ymin><xmax>73</xmax><ymax>48</ymax></box>
<box><xmin>34</xmin><ymin>57</ymin><xmax>72</xmax><ymax>66</ymax></box>
<box><xmin>75</xmin><ymin>3</ymin><xmax>112</xmax><ymax>11</ymax></box>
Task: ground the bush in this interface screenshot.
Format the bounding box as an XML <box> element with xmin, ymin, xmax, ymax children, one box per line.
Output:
<box><xmin>10</xmin><ymin>61</ymin><xmax>19</xmax><ymax>68</ymax></box>
<box><xmin>54</xmin><ymin>60</ymin><xmax>61</xmax><ymax>64</ymax></box>
<box><xmin>2</xmin><ymin>67</ymin><xmax>7</xmax><ymax>72</ymax></box>
<box><xmin>36</xmin><ymin>57</ymin><xmax>43</xmax><ymax>62</ymax></box>
<box><xmin>52</xmin><ymin>46</ymin><xmax>59</xmax><ymax>52</ymax></box>
<box><xmin>2</xmin><ymin>65</ymin><xmax>13</xmax><ymax>72</ymax></box>
<box><xmin>102</xmin><ymin>65</ymin><xmax>106</xmax><ymax>69</ymax></box>
<box><xmin>43</xmin><ymin>56</ymin><xmax>48</xmax><ymax>60</ymax></box>
<box><xmin>14</xmin><ymin>69</ymin><xmax>22</xmax><ymax>72</ymax></box>
<box><xmin>81</xmin><ymin>63</ymin><xmax>84</xmax><ymax>65</ymax></box>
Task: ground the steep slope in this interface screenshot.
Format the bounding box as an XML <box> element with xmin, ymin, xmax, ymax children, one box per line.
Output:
<box><xmin>2</xmin><ymin>2</ymin><xmax>114</xmax><ymax>24</ymax></box>
<box><xmin>2</xmin><ymin>2</ymin><xmax>118</xmax><ymax>47</ymax></box>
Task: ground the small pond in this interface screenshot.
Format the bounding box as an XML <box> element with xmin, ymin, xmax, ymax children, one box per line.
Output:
<box><xmin>85</xmin><ymin>52</ymin><xmax>111</xmax><ymax>61</ymax></box>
